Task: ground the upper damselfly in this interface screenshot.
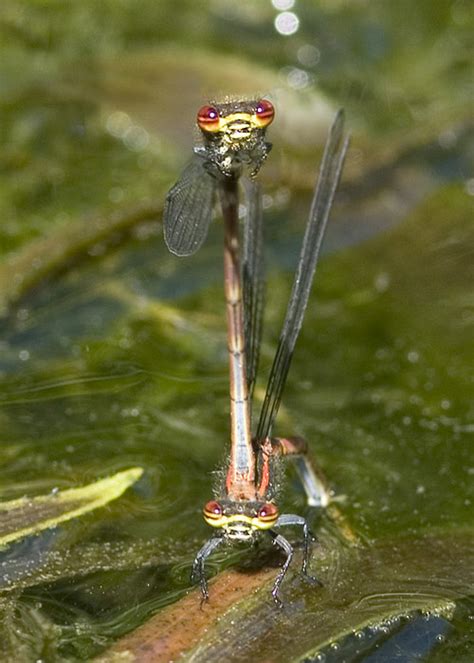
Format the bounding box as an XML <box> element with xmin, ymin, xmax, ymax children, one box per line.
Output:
<box><xmin>163</xmin><ymin>100</ymin><xmax>349</xmax><ymax>604</ymax></box>
<box><xmin>163</xmin><ymin>99</ymin><xmax>274</xmax><ymax>257</ymax></box>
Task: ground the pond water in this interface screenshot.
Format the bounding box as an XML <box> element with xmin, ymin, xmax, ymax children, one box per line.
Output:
<box><xmin>0</xmin><ymin>1</ymin><xmax>473</xmax><ymax>661</ymax></box>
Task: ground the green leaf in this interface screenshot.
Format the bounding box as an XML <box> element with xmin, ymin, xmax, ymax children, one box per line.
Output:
<box><xmin>0</xmin><ymin>467</ymin><xmax>143</xmax><ymax>547</ymax></box>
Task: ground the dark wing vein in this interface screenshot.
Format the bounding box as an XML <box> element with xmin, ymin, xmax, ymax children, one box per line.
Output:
<box><xmin>255</xmin><ymin>109</ymin><xmax>349</xmax><ymax>442</ymax></box>
<box><xmin>163</xmin><ymin>158</ymin><xmax>216</xmax><ymax>256</ymax></box>
<box><xmin>242</xmin><ymin>179</ymin><xmax>265</xmax><ymax>401</ymax></box>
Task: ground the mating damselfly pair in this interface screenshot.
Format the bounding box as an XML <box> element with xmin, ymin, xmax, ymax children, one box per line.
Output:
<box><xmin>163</xmin><ymin>98</ymin><xmax>349</xmax><ymax>604</ymax></box>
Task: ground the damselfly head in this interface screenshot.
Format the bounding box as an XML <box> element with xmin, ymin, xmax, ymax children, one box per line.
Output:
<box><xmin>195</xmin><ymin>99</ymin><xmax>274</xmax><ymax>178</ymax></box>
<box><xmin>203</xmin><ymin>498</ymin><xmax>279</xmax><ymax>540</ymax></box>
<box><xmin>197</xmin><ymin>99</ymin><xmax>274</xmax><ymax>137</ymax></box>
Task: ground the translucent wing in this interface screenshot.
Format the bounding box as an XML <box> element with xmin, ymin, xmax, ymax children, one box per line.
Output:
<box><xmin>242</xmin><ymin>179</ymin><xmax>264</xmax><ymax>400</ymax></box>
<box><xmin>255</xmin><ymin>109</ymin><xmax>349</xmax><ymax>442</ymax></box>
<box><xmin>163</xmin><ymin>158</ymin><xmax>216</xmax><ymax>256</ymax></box>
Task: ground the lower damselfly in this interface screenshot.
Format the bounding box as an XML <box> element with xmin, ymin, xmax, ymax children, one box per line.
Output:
<box><xmin>163</xmin><ymin>102</ymin><xmax>349</xmax><ymax>604</ymax></box>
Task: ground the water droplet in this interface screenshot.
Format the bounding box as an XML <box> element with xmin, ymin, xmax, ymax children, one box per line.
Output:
<box><xmin>262</xmin><ymin>193</ymin><xmax>273</xmax><ymax>209</ymax></box>
<box><xmin>123</xmin><ymin>125</ymin><xmax>149</xmax><ymax>151</ymax></box>
<box><xmin>16</xmin><ymin>308</ymin><xmax>29</xmax><ymax>321</ymax></box>
<box><xmin>297</xmin><ymin>44</ymin><xmax>320</xmax><ymax>67</ymax></box>
<box><xmin>286</xmin><ymin>67</ymin><xmax>310</xmax><ymax>90</ymax></box>
<box><xmin>106</xmin><ymin>111</ymin><xmax>131</xmax><ymax>137</ymax></box>
<box><xmin>438</xmin><ymin>128</ymin><xmax>457</xmax><ymax>149</ymax></box>
<box><xmin>272</xmin><ymin>0</ymin><xmax>295</xmax><ymax>9</ymax></box>
<box><xmin>119</xmin><ymin>336</ymin><xmax>132</xmax><ymax>350</ymax></box>
<box><xmin>407</xmin><ymin>350</ymin><xmax>419</xmax><ymax>364</ymax></box>
<box><xmin>274</xmin><ymin>11</ymin><xmax>300</xmax><ymax>36</ymax></box>
<box><xmin>374</xmin><ymin>272</ymin><xmax>390</xmax><ymax>292</ymax></box>
<box><xmin>465</xmin><ymin>178</ymin><xmax>474</xmax><ymax>196</ymax></box>
<box><xmin>109</xmin><ymin>186</ymin><xmax>124</xmax><ymax>203</ymax></box>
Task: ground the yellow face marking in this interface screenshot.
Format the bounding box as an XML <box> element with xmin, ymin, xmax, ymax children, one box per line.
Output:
<box><xmin>203</xmin><ymin>512</ymin><xmax>278</xmax><ymax>531</ymax></box>
<box><xmin>221</xmin><ymin>112</ymin><xmax>257</xmax><ymax>125</ymax></box>
<box><xmin>201</xmin><ymin>112</ymin><xmax>262</xmax><ymax>136</ymax></box>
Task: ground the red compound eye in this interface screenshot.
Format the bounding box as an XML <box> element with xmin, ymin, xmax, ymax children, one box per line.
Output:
<box><xmin>257</xmin><ymin>502</ymin><xmax>278</xmax><ymax>522</ymax></box>
<box><xmin>197</xmin><ymin>105</ymin><xmax>220</xmax><ymax>132</ymax></box>
<box><xmin>255</xmin><ymin>99</ymin><xmax>275</xmax><ymax>127</ymax></box>
<box><xmin>204</xmin><ymin>500</ymin><xmax>223</xmax><ymax>519</ymax></box>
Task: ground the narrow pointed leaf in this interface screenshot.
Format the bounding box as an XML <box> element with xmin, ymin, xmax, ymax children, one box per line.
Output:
<box><xmin>0</xmin><ymin>467</ymin><xmax>143</xmax><ymax>547</ymax></box>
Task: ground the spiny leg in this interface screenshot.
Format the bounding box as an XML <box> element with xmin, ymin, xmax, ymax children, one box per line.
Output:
<box><xmin>191</xmin><ymin>535</ymin><xmax>224</xmax><ymax>603</ymax></box>
<box><xmin>274</xmin><ymin>513</ymin><xmax>322</xmax><ymax>586</ymax></box>
<box><xmin>269</xmin><ymin>436</ymin><xmax>331</xmax><ymax>507</ymax></box>
<box><xmin>264</xmin><ymin>437</ymin><xmax>359</xmax><ymax>546</ymax></box>
<box><xmin>269</xmin><ymin>531</ymin><xmax>294</xmax><ymax>607</ymax></box>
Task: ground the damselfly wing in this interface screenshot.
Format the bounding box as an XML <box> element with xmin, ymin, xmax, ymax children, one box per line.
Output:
<box><xmin>163</xmin><ymin>158</ymin><xmax>215</xmax><ymax>257</ymax></box>
<box><xmin>255</xmin><ymin>109</ymin><xmax>349</xmax><ymax>443</ymax></box>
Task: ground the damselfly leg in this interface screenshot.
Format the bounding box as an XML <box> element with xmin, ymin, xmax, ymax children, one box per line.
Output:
<box><xmin>191</xmin><ymin>535</ymin><xmax>224</xmax><ymax>603</ymax></box>
<box><xmin>270</xmin><ymin>513</ymin><xmax>322</xmax><ymax>606</ymax></box>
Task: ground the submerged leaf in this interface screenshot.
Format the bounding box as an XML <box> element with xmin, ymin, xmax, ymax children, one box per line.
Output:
<box><xmin>96</xmin><ymin>532</ymin><xmax>472</xmax><ymax>662</ymax></box>
<box><xmin>0</xmin><ymin>467</ymin><xmax>143</xmax><ymax>547</ymax></box>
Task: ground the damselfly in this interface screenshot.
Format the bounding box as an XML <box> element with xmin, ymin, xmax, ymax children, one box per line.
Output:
<box><xmin>163</xmin><ymin>99</ymin><xmax>274</xmax><ymax>257</ymax></box>
<box><xmin>163</xmin><ymin>101</ymin><xmax>349</xmax><ymax>604</ymax></box>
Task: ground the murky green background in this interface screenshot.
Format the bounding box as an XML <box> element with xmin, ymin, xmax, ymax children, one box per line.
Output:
<box><xmin>0</xmin><ymin>1</ymin><xmax>473</xmax><ymax>661</ymax></box>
